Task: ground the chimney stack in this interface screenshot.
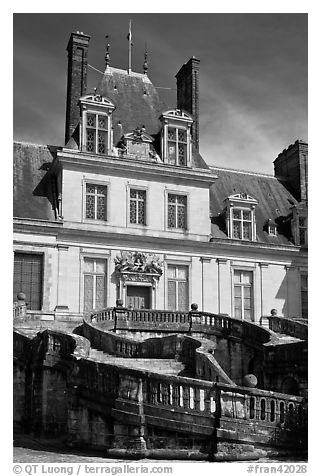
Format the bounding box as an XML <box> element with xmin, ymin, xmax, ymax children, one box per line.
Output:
<box><xmin>273</xmin><ymin>140</ymin><xmax>308</xmax><ymax>202</ymax></box>
<box><xmin>176</xmin><ymin>57</ymin><xmax>200</xmax><ymax>151</ymax></box>
<box><xmin>65</xmin><ymin>32</ymin><xmax>91</xmax><ymax>145</ymax></box>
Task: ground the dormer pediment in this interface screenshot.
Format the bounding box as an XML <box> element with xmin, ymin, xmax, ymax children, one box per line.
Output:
<box><xmin>79</xmin><ymin>94</ymin><xmax>115</xmax><ymax>110</ymax></box>
<box><xmin>161</xmin><ymin>109</ymin><xmax>193</xmax><ymax>124</ymax></box>
<box><xmin>123</xmin><ymin>128</ymin><xmax>153</xmax><ymax>144</ymax></box>
<box><xmin>225</xmin><ymin>193</ymin><xmax>258</xmax><ymax>207</ymax></box>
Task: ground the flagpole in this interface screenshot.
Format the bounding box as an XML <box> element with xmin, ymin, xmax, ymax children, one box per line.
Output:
<box><xmin>128</xmin><ymin>19</ymin><xmax>132</xmax><ymax>74</ymax></box>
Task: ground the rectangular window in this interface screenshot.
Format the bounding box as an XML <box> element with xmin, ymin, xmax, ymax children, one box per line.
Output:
<box><xmin>129</xmin><ymin>189</ymin><xmax>146</xmax><ymax>225</ymax></box>
<box><xmin>86</xmin><ymin>113</ymin><xmax>108</xmax><ymax>154</ymax></box>
<box><xmin>168</xmin><ymin>194</ymin><xmax>187</xmax><ymax>229</ymax></box>
<box><xmin>234</xmin><ymin>270</ymin><xmax>253</xmax><ymax>321</ymax></box>
<box><xmin>301</xmin><ymin>274</ymin><xmax>308</xmax><ymax>319</ymax></box>
<box><xmin>167</xmin><ymin>127</ymin><xmax>187</xmax><ymax>166</ymax></box>
<box><xmin>85</xmin><ymin>184</ymin><xmax>107</xmax><ymax>221</ymax></box>
<box><xmin>167</xmin><ymin>265</ymin><xmax>189</xmax><ymax>311</ymax></box>
<box><xmin>13</xmin><ymin>253</ymin><xmax>43</xmax><ymax>310</ymax></box>
<box><xmin>298</xmin><ymin>217</ymin><xmax>308</xmax><ymax>245</ymax></box>
<box><xmin>232</xmin><ymin>208</ymin><xmax>253</xmax><ymax>240</ymax></box>
<box><xmin>83</xmin><ymin>258</ymin><xmax>107</xmax><ymax>312</ymax></box>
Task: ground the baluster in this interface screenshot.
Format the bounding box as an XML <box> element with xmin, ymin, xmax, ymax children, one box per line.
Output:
<box><xmin>194</xmin><ymin>387</ymin><xmax>201</xmax><ymax>411</ymax></box>
<box><xmin>182</xmin><ymin>386</ymin><xmax>190</xmax><ymax>409</ymax></box>
<box><xmin>204</xmin><ymin>388</ymin><xmax>212</xmax><ymax>412</ymax></box>
<box><xmin>172</xmin><ymin>385</ymin><xmax>179</xmax><ymax>407</ymax></box>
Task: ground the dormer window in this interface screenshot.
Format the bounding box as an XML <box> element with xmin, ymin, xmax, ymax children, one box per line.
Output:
<box><xmin>86</xmin><ymin>114</ymin><xmax>108</xmax><ymax>154</ymax></box>
<box><xmin>160</xmin><ymin>109</ymin><xmax>193</xmax><ymax>167</ymax></box>
<box><xmin>224</xmin><ymin>193</ymin><xmax>258</xmax><ymax>241</ymax></box>
<box><xmin>298</xmin><ymin>217</ymin><xmax>308</xmax><ymax>245</ymax></box>
<box><xmin>168</xmin><ymin>127</ymin><xmax>187</xmax><ymax>165</ymax></box>
<box><xmin>291</xmin><ymin>203</ymin><xmax>308</xmax><ymax>246</ymax></box>
<box><xmin>265</xmin><ymin>219</ymin><xmax>277</xmax><ymax>237</ymax></box>
<box><xmin>79</xmin><ymin>94</ymin><xmax>115</xmax><ymax>155</ymax></box>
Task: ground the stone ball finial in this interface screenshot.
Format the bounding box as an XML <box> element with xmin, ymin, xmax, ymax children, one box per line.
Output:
<box><xmin>116</xmin><ymin>299</ymin><xmax>124</xmax><ymax>308</ymax></box>
<box><xmin>191</xmin><ymin>303</ymin><xmax>198</xmax><ymax>311</ymax></box>
<box><xmin>17</xmin><ymin>292</ymin><xmax>26</xmax><ymax>302</ymax></box>
<box><xmin>243</xmin><ymin>374</ymin><xmax>258</xmax><ymax>388</ymax></box>
<box><xmin>270</xmin><ymin>309</ymin><xmax>278</xmax><ymax>316</ymax></box>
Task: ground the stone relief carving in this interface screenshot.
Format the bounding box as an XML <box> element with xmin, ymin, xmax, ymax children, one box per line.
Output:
<box><xmin>114</xmin><ymin>251</ymin><xmax>163</xmax><ymax>275</ymax></box>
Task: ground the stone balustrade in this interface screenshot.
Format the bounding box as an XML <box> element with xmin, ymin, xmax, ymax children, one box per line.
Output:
<box><xmin>267</xmin><ymin>315</ymin><xmax>308</xmax><ymax>340</ymax></box>
<box><xmin>13</xmin><ymin>301</ymin><xmax>27</xmax><ymax>319</ymax></box>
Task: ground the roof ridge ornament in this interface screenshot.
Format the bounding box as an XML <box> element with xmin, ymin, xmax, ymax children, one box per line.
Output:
<box><xmin>105</xmin><ymin>35</ymin><xmax>110</xmax><ymax>67</ymax></box>
<box><xmin>143</xmin><ymin>44</ymin><xmax>148</xmax><ymax>75</ymax></box>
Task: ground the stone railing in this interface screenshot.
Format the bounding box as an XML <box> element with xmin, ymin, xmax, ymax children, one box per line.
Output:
<box><xmin>13</xmin><ymin>301</ymin><xmax>27</xmax><ymax>319</ymax></box>
<box><xmin>89</xmin><ymin>306</ymin><xmax>275</xmax><ymax>347</ymax></box>
<box><xmin>218</xmin><ymin>382</ymin><xmax>306</xmax><ymax>429</ymax></box>
<box><xmin>266</xmin><ymin>315</ymin><xmax>308</xmax><ymax>340</ymax></box>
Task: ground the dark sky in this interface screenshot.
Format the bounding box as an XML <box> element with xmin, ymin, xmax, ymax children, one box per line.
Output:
<box><xmin>13</xmin><ymin>13</ymin><xmax>307</xmax><ymax>174</ymax></box>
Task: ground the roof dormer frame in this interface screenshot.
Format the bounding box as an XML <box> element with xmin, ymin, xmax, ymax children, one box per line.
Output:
<box><xmin>224</xmin><ymin>192</ymin><xmax>258</xmax><ymax>241</ymax></box>
<box><xmin>79</xmin><ymin>93</ymin><xmax>115</xmax><ymax>155</ymax></box>
<box><xmin>160</xmin><ymin>109</ymin><xmax>193</xmax><ymax>167</ymax></box>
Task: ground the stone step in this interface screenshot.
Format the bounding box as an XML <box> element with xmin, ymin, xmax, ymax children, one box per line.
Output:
<box><xmin>88</xmin><ymin>349</ymin><xmax>185</xmax><ymax>375</ymax></box>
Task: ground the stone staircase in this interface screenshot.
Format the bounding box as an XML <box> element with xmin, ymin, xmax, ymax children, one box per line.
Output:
<box><xmin>88</xmin><ymin>348</ymin><xmax>185</xmax><ymax>375</ymax></box>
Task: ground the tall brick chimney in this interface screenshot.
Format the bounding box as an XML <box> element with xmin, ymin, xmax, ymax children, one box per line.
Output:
<box><xmin>273</xmin><ymin>140</ymin><xmax>308</xmax><ymax>202</ymax></box>
<box><xmin>176</xmin><ymin>57</ymin><xmax>200</xmax><ymax>151</ymax></box>
<box><xmin>65</xmin><ymin>32</ymin><xmax>91</xmax><ymax>145</ymax></box>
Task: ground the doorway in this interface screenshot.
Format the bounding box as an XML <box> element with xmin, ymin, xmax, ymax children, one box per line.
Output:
<box><xmin>127</xmin><ymin>286</ymin><xmax>151</xmax><ymax>309</ymax></box>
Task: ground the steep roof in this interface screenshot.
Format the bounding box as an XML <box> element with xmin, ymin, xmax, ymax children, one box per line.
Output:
<box><xmin>95</xmin><ymin>67</ymin><xmax>209</xmax><ymax>169</ymax></box>
<box><xmin>210</xmin><ymin>166</ymin><xmax>298</xmax><ymax>245</ymax></box>
<box><xmin>13</xmin><ymin>142</ymin><xmax>59</xmax><ymax>221</ymax></box>
<box><xmin>97</xmin><ymin>68</ymin><xmax>166</xmax><ymax>145</ymax></box>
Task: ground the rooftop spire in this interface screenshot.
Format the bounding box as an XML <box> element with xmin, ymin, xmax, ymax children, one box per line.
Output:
<box><xmin>105</xmin><ymin>35</ymin><xmax>110</xmax><ymax>67</ymax></box>
<box><xmin>143</xmin><ymin>44</ymin><xmax>148</xmax><ymax>75</ymax></box>
<box><xmin>127</xmin><ymin>19</ymin><xmax>133</xmax><ymax>73</ymax></box>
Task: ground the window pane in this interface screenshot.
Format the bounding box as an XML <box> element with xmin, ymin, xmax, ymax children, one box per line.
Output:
<box><xmin>234</xmin><ymin>270</ymin><xmax>241</xmax><ymax>283</ymax></box>
<box><xmin>178</xmin><ymin>130</ymin><xmax>187</xmax><ymax>142</ymax></box>
<box><xmin>129</xmin><ymin>200</ymin><xmax>136</xmax><ymax>223</ymax></box>
<box><xmin>178</xmin><ymin>145</ymin><xmax>186</xmax><ymax>166</ymax></box>
<box><xmin>137</xmin><ymin>200</ymin><xmax>145</xmax><ymax>224</ymax></box>
<box><xmin>243</xmin><ymin>222</ymin><xmax>251</xmax><ymax>239</ymax></box>
<box><xmin>233</xmin><ymin>209</ymin><xmax>241</xmax><ymax>219</ymax></box>
<box><xmin>86</xmin><ymin>184</ymin><xmax>95</xmax><ymax>194</ymax></box>
<box><xmin>86</xmin><ymin>195</ymin><xmax>95</xmax><ymax>219</ymax></box>
<box><xmin>244</xmin><ymin>286</ymin><xmax>252</xmax><ymax>298</ymax></box>
<box><xmin>96</xmin><ymin>196</ymin><xmax>106</xmax><ymax>220</ymax></box>
<box><xmin>98</xmin><ymin>115</ymin><xmax>107</xmax><ymax>129</ymax></box>
<box><xmin>95</xmin><ymin>276</ymin><xmax>106</xmax><ymax>309</ymax></box>
<box><xmin>242</xmin><ymin>272</ymin><xmax>252</xmax><ymax>284</ymax></box>
<box><xmin>87</xmin><ymin>114</ymin><xmax>95</xmax><ymax>127</ymax></box>
<box><xmin>177</xmin><ymin>267</ymin><xmax>187</xmax><ymax>280</ymax></box>
<box><xmin>167</xmin><ymin>266</ymin><xmax>176</xmax><ymax>279</ymax></box>
<box><xmin>177</xmin><ymin>281</ymin><xmax>188</xmax><ymax>311</ymax></box>
<box><xmin>177</xmin><ymin>205</ymin><xmax>186</xmax><ymax>229</ymax></box>
<box><xmin>244</xmin><ymin>309</ymin><xmax>252</xmax><ymax>321</ymax></box>
<box><xmin>86</xmin><ymin>129</ymin><xmax>95</xmax><ymax>152</ymax></box>
<box><xmin>84</xmin><ymin>258</ymin><xmax>94</xmax><ymax>273</ymax></box>
<box><xmin>168</xmin><ymin>204</ymin><xmax>176</xmax><ymax>228</ymax></box>
<box><xmin>168</xmin><ymin>280</ymin><xmax>176</xmax><ymax>310</ymax></box>
<box><xmin>243</xmin><ymin>210</ymin><xmax>251</xmax><ymax>221</ymax></box>
<box><xmin>98</xmin><ymin>132</ymin><xmax>107</xmax><ymax>154</ymax></box>
<box><xmin>234</xmin><ymin>286</ymin><xmax>242</xmax><ymax>297</ymax></box>
<box><xmin>234</xmin><ymin>308</ymin><xmax>242</xmax><ymax>319</ymax></box>
<box><xmin>168</xmin><ymin>144</ymin><xmax>176</xmax><ymax>163</ymax></box>
<box><xmin>13</xmin><ymin>253</ymin><xmax>43</xmax><ymax>310</ymax></box>
<box><xmin>97</xmin><ymin>185</ymin><xmax>107</xmax><ymax>196</ymax></box>
<box><xmin>233</xmin><ymin>221</ymin><xmax>241</xmax><ymax>239</ymax></box>
<box><xmin>168</xmin><ymin>128</ymin><xmax>175</xmax><ymax>141</ymax></box>
<box><xmin>234</xmin><ymin>297</ymin><xmax>242</xmax><ymax>309</ymax></box>
<box><xmin>84</xmin><ymin>275</ymin><xmax>94</xmax><ymax>311</ymax></box>
<box><xmin>95</xmin><ymin>259</ymin><xmax>106</xmax><ymax>274</ymax></box>
<box><xmin>244</xmin><ymin>298</ymin><xmax>252</xmax><ymax>310</ymax></box>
